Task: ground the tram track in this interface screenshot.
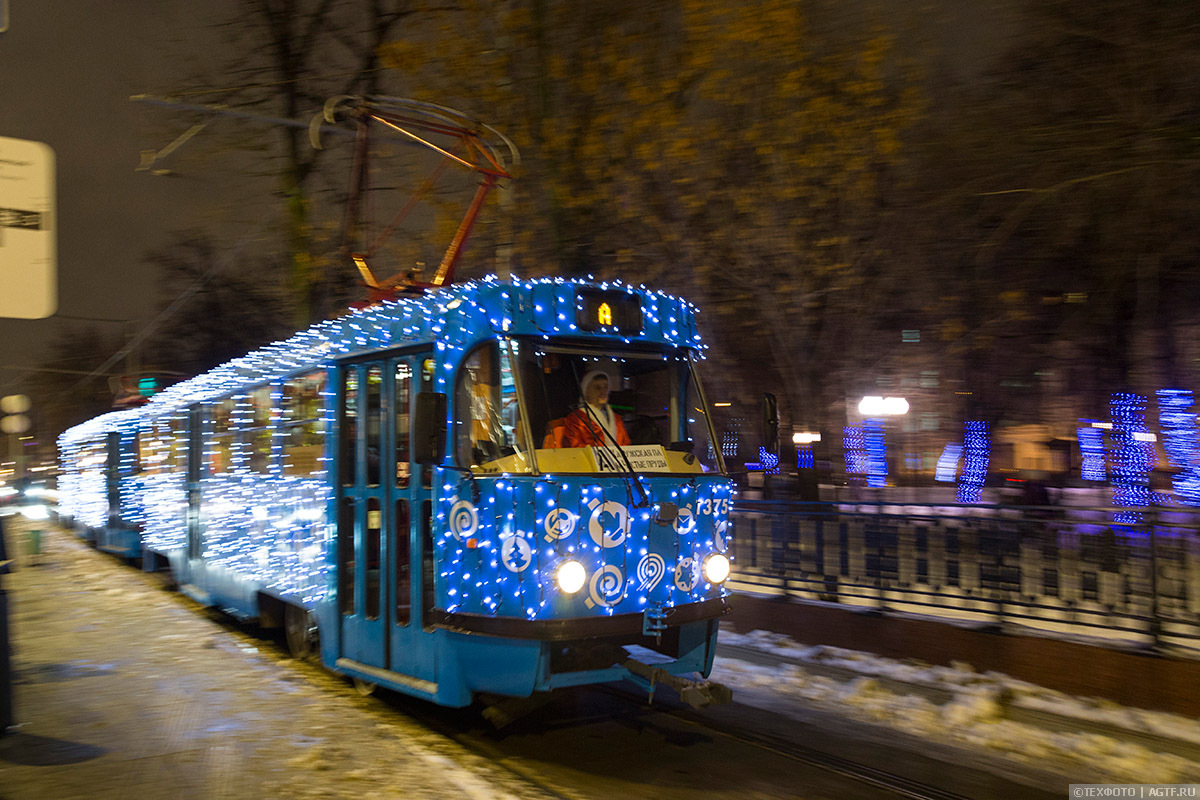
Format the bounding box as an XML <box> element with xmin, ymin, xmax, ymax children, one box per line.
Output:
<box><xmin>672</xmin><ymin>717</ymin><xmax>970</xmax><ymax>799</ymax></box>
<box><xmin>389</xmin><ymin>696</ymin><xmax>589</xmax><ymax>800</ymax></box>
<box><xmin>393</xmin><ymin>677</ymin><xmax>984</xmax><ymax>800</ymax></box>
<box><xmin>593</xmin><ymin>684</ymin><xmax>974</xmax><ymax>800</ymax></box>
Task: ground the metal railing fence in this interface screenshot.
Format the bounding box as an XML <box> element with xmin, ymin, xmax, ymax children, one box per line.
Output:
<box><xmin>728</xmin><ymin>499</ymin><xmax>1200</xmax><ymax>652</ymax></box>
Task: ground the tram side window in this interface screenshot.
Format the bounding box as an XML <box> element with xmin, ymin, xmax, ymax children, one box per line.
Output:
<box><xmin>145</xmin><ymin>415</ymin><xmax>185</xmax><ymax>476</ymax></box>
<box><xmin>395</xmin><ymin>362</ymin><xmax>411</xmax><ymax>488</ymax></box>
<box><xmin>137</xmin><ymin>425</ymin><xmax>152</xmax><ymax>474</ymax></box>
<box><xmin>139</xmin><ymin>419</ymin><xmax>169</xmax><ymax>476</ymax></box>
<box><xmin>282</xmin><ymin>371</ymin><xmax>328</xmax><ymax>477</ymax></box>
<box><xmin>80</xmin><ymin>440</ymin><xmax>106</xmax><ymax>475</ymax></box>
<box><xmin>366</xmin><ymin>366</ymin><xmax>383</xmax><ymax>486</ymax></box>
<box><xmin>170</xmin><ymin>415</ymin><xmax>187</xmax><ymax>473</ymax></box>
<box><xmin>206</xmin><ymin>398</ymin><xmax>236</xmax><ymax>475</ymax></box>
<box><xmin>126</xmin><ymin>431</ymin><xmax>142</xmax><ymax>476</ymax></box>
<box><xmin>340</xmin><ymin>369</ymin><xmax>359</xmax><ymax>486</ymax></box>
<box><xmin>240</xmin><ymin>385</ymin><xmax>274</xmax><ymax>474</ymax></box>
<box><xmin>454</xmin><ymin>342</ymin><xmax>528</xmax><ymax>470</ymax></box>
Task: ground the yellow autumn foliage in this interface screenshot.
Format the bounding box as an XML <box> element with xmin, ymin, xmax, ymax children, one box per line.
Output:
<box><xmin>372</xmin><ymin>0</ymin><xmax>923</xmax><ymax>422</ymax></box>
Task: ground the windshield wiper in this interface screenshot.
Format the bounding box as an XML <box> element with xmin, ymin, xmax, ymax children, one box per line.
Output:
<box><xmin>580</xmin><ymin>401</ymin><xmax>651</xmax><ymax>509</ymax></box>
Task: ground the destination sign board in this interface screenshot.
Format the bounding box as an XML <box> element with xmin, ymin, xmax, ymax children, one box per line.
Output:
<box><xmin>591</xmin><ymin>444</ymin><xmax>671</xmax><ymax>473</ymax></box>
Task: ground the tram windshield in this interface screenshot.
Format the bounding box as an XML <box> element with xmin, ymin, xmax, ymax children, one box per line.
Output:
<box><xmin>453</xmin><ymin>338</ymin><xmax>723</xmax><ymax>475</ymax></box>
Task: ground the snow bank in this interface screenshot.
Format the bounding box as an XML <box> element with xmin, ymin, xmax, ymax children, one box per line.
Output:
<box><xmin>715</xmin><ymin>629</ymin><xmax>1200</xmax><ymax>783</ymax></box>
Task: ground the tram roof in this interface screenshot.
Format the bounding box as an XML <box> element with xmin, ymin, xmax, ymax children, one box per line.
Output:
<box><xmin>61</xmin><ymin>276</ymin><xmax>705</xmax><ymax>441</ymax></box>
<box><xmin>58</xmin><ymin>406</ymin><xmax>144</xmax><ymax>447</ymax></box>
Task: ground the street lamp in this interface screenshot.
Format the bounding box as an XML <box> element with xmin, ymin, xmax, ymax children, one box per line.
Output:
<box><xmin>858</xmin><ymin>396</ymin><xmax>910</xmax><ymax>417</ymax></box>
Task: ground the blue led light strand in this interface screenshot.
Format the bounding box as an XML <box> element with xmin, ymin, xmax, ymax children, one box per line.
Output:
<box><xmin>956</xmin><ymin>421</ymin><xmax>989</xmax><ymax>504</ymax></box>
<box><xmin>863</xmin><ymin>418</ymin><xmax>887</xmax><ymax>488</ymax></box>
<box><xmin>1110</xmin><ymin>392</ymin><xmax>1153</xmax><ymax>525</ymax></box>
<box><xmin>1077</xmin><ymin>421</ymin><xmax>1107</xmax><ymax>482</ymax></box>
<box><xmin>1157</xmin><ymin>389</ymin><xmax>1200</xmax><ymax>506</ymax></box>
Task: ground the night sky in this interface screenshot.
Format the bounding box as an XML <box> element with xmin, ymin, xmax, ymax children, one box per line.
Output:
<box><xmin>0</xmin><ymin>0</ymin><xmax>275</xmax><ymax>394</ymax></box>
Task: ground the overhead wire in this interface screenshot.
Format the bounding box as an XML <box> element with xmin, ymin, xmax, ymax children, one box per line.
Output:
<box><xmin>65</xmin><ymin>221</ymin><xmax>272</xmax><ymax>397</ymax></box>
<box><xmin>164</xmin><ymin>65</ymin><xmax>399</xmax><ymax>100</ymax></box>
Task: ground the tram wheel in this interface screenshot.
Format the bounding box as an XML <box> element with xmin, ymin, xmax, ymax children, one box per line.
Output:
<box><xmin>353</xmin><ymin>678</ymin><xmax>377</xmax><ymax>696</ymax></box>
<box><xmin>284</xmin><ymin>604</ymin><xmax>316</xmax><ymax>660</ymax></box>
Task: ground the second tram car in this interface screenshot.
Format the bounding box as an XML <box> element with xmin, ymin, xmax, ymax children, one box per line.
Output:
<box><xmin>58</xmin><ymin>276</ymin><xmax>733</xmax><ymax>708</ymax></box>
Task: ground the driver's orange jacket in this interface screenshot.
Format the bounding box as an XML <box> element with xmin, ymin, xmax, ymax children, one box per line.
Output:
<box><xmin>560</xmin><ymin>408</ymin><xmax>631</xmax><ymax>448</ymax></box>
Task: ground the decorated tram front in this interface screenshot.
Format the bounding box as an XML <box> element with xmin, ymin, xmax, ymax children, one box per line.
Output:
<box><xmin>321</xmin><ymin>278</ymin><xmax>732</xmax><ymax>705</ymax></box>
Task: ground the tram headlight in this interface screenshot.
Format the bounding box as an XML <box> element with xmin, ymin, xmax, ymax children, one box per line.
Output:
<box><xmin>702</xmin><ymin>553</ymin><xmax>730</xmax><ymax>584</ymax></box>
<box><xmin>556</xmin><ymin>560</ymin><xmax>586</xmax><ymax>594</ymax></box>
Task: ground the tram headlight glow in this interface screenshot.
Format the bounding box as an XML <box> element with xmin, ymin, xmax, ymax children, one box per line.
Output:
<box><xmin>556</xmin><ymin>560</ymin><xmax>586</xmax><ymax>594</ymax></box>
<box><xmin>19</xmin><ymin>504</ymin><xmax>49</xmax><ymax>521</ymax></box>
<box><xmin>702</xmin><ymin>553</ymin><xmax>730</xmax><ymax>584</ymax></box>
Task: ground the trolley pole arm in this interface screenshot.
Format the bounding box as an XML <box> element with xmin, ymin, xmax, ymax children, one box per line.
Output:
<box><xmin>433</xmin><ymin>173</ymin><xmax>499</xmax><ymax>287</ymax></box>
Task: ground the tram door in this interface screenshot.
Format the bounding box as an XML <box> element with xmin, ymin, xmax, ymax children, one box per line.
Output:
<box><xmin>336</xmin><ymin>354</ymin><xmax>435</xmax><ymax>687</ymax></box>
<box><xmin>104</xmin><ymin>431</ymin><xmax>120</xmax><ymax>527</ymax></box>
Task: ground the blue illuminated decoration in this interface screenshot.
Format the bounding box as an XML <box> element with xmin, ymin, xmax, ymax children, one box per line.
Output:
<box><xmin>1157</xmin><ymin>389</ymin><xmax>1200</xmax><ymax>506</ymax></box>
<box><xmin>935</xmin><ymin>443</ymin><xmax>962</xmax><ymax>483</ymax></box>
<box><xmin>434</xmin><ymin>474</ymin><xmax>733</xmax><ymax>621</ymax></box>
<box><xmin>1110</xmin><ymin>392</ymin><xmax>1153</xmax><ymax>524</ymax></box>
<box><xmin>1077</xmin><ymin>422</ymin><xmax>1107</xmax><ymax>482</ymax></box>
<box><xmin>757</xmin><ymin>446</ymin><xmax>780</xmax><ymax>475</ymax></box>
<box><xmin>843</xmin><ymin>425</ymin><xmax>867</xmax><ymax>480</ymax></box>
<box><xmin>956</xmin><ymin>421</ymin><xmax>989</xmax><ymax>503</ymax></box>
<box><xmin>863</xmin><ymin>418</ymin><xmax>887</xmax><ymax>488</ymax></box>
<box><xmin>796</xmin><ymin>445</ymin><xmax>814</xmax><ymax>470</ymax></box>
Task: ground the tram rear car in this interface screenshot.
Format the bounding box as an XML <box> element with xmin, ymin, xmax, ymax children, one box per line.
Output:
<box><xmin>58</xmin><ymin>278</ymin><xmax>733</xmax><ymax>707</ymax></box>
<box><xmin>57</xmin><ymin>408</ymin><xmax>142</xmax><ymax>558</ymax></box>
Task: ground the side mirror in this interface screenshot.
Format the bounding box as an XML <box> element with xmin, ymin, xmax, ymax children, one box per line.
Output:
<box><xmin>413</xmin><ymin>392</ymin><xmax>447</xmax><ymax>465</ymax></box>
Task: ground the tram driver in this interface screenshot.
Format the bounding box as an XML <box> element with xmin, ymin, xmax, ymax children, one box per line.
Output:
<box><xmin>550</xmin><ymin>369</ymin><xmax>631</xmax><ymax>448</ymax></box>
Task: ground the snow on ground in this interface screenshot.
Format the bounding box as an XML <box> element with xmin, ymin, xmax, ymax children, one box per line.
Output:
<box><xmin>2</xmin><ymin>520</ymin><xmax>551</xmax><ymax>800</ymax></box>
<box><xmin>713</xmin><ymin>629</ymin><xmax>1200</xmax><ymax>784</ymax></box>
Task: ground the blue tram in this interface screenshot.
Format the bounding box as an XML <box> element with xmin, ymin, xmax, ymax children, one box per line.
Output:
<box><xmin>58</xmin><ymin>276</ymin><xmax>733</xmax><ymax>708</ymax></box>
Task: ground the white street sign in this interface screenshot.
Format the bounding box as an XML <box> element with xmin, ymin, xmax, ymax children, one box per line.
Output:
<box><xmin>0</xmin><ymin>136</ymin><xmax>56</xmax><ymax>318</ymax></box>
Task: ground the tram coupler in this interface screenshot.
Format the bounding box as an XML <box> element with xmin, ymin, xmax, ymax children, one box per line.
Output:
<box><xmin>622</xmin><ymin>658</ymin><xmax>732</xmax><ymax>710</ymax></box>
<box><xmin>642</xmin><ymin>603</ymin><xmax>668</xmax><ymax>637</ymax></box>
